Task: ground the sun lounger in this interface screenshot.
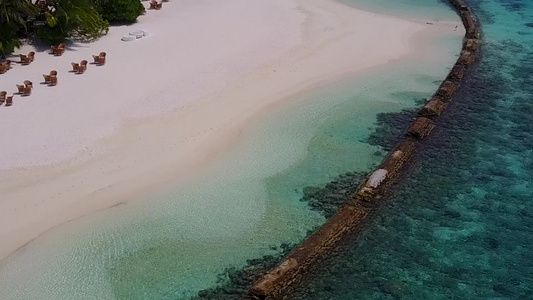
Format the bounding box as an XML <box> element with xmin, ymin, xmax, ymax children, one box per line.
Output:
<box><xmin>51</xmin><ymin>43</ymin><xmax>66</xmax><ymax>56</ymax></box>
<box><xmin>24</xmin><ymin>80</ymin><xmax>33</xmax><ymax>88</ymax></box>
<box><xmin>71</xmin><ymin>62</ymin><xmax>80</xmax><ymax>72</ymax></box>
<box><xmin>22</xmin><ymin>86</ymin><xmax>32</xmax><ymax>96</ymax></box>
<box><xmin>77</xmin><ymin>64</ymin><xmax>86</xmax><ymax>74</ymax></box>
<box><xmin>0</xmin><ymin>91</ymin><xmax>6</xmax><ymax>103</ymax></box>
<box><xmin>149</xmin><ymin>0</ymin><xmax>162</xmax><ymax>9</ymax></box>
<box><xmin>5</xmin><ymin>95</ymin><xmax>13</xmax><ymax>106</ymax></box>
<box><xmin>55</xmin><ymin>46</ymin><xmax>65</xmax><ymax>56</ymax></box>
<box><xmin>28</xmin><ymin>51</ymin><xmax>35</xmax><ymax>62</ymax></box>
<box><xmin>92</xmin><ymin>52</ymin><xmax>106</xmax><ymax>65</ymax></box>
<box><xmin>44</xmin><ymin>70</ymin><xmax>58</xmax><ymax>83</ymax></box>
<box><xmin>0</xmin><ymin>60</ymin><xmax>11</xmax><ymax>73</ymax></box>
<box><xmin>49</xmin><ymin>76</ymin><xmax>58</xmax><ymax>86</ymax></box>
<box><xmin>16</xmin><ymin>84</ymin><xmax>25</xmax><ymax>94</ymax></box>
<box><xmin>43</xmin><ymin>74</ymin><xmax>52</xmax><ymax>84</ymax></box>
<box><xmin>99</xmin><ymin>52</ymin><xmax>106</xmax><ymax>65</ymax></box>
<box><xmin>77</xmin><ymin>60</ymin><xmax>88</xmax><ymax>73</ymax></box>
<box><xmin>19</xmin><ymin>54</ymin><xmax>31</xmax><ymax>65</ymax></box>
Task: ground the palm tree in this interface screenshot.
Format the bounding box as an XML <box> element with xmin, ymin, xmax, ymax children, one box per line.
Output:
<box><xmin>1</xmin><ymin>0</ymin><xmax>109</xmax><ymax>54</ymax></box>
<box><xmin>36</xmin><ymin>0</ymin><xmax>108</xmax><ymax>44</ymax></box>
<box><xmin>0</xmin><ymin>0</ymin><xmax>36</xmax><ymax>27</ymax></box>
<box><xmin>0</xmin><ymin>0</ymin><xmax>37</xmax><ymax>55</ymax></box>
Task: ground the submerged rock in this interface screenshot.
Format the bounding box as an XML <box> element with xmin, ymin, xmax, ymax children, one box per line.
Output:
<box><xmin>302</xmin><ymin>186</ymin><xmax>321</xmax><ymax>198</ymax></box>
<box><xmin>299</xmin><ymin>172</ymin><xmax>367</xmax><ymax>218</ymax></box>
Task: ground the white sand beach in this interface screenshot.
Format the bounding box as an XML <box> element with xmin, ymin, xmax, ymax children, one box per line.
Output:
<box><xmin>0</xmin><ymin>0</ymin><xmax>463</xmax><ymax>260</ymax></box>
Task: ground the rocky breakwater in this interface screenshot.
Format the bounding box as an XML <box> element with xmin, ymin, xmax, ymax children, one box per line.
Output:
<box><xmin>247</xmin><ymin>1</ymin><xmax>481</xmax><ymax>299</ymax></box>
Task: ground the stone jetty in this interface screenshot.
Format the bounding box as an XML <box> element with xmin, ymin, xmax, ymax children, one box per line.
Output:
<box><xmin>247</xmin><ymin>0</ymin><xmax>481</xmax><ymax>298</ymax></box>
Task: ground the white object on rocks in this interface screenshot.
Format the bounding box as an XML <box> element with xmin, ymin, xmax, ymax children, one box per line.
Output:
<box><xmin>365</xmin><ymin>169</ymin><xmax>388</xmax><ymax>188</ymax></box>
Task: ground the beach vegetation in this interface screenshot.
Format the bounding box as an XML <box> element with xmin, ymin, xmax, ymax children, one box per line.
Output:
<box><xmin>1</xmin><ymin>0</ymin><xmax>119</xmax><ymax>54</ymax></box>
<box><xmin>35</xmin><ymin>0</ymin><xmax>109</xmax><ymax>44</ymax></box>
<box><xmin>90</xmin><ymin>0</ymin><xmax>145</xmax><ymax>23</ymax></box>
<box><xmin>0</xmin><ymin>23</ymin><xmax>22</xmax><ymax>55</ymax></box>
<box><xmin>0</xmin><ymin>0</ymin><xmax>36</xmax><ymax>28</ymax></box>
<box><xmin>1</xmin><ymin>0</ymin><xmax>144</xmax><ymax>55</ymax></box>
<box><xmin>0</xmin><ymin>0</ymin><xmax>37</xmax><ymax>55</ymax></box>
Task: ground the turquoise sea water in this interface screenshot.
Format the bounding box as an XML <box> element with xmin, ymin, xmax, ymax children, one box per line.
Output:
<box><xmin>287</xmin><ymin>0</ymin><xmax>533</xmax><ymax>299</ymax></box>
<box><xmin>340</xmin><ymin>0</ymin><xmax>461</xmax><ymax>20</ymax></box>
<box><xmin>0</xmin><ymin>1</ymin><xmax>462</xmax><ymax>299</ymax></box>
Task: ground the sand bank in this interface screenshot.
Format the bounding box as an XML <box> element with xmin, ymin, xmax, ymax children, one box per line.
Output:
<box><xmin>0</xmin><ymin>0</ymin><xmax>462</xmax><ymax>260</ymax></box>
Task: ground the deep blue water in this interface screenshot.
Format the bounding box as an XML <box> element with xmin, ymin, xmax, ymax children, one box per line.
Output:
<box><xmin>287</xmin><ymin>0</ymin><xmax>533</xmax><ymax>299</ymax></box>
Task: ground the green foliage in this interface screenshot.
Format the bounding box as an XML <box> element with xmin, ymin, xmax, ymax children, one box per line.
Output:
<box><xmin>36</xmin><ymin>0</ymin><xmax>109</xmax><ymax>44</ymax></box>
<box><xmin>44</xmin><ymin>11</ymin><xmax>58</xmax><ymax>27</ymax></box>
<box><xmin>35</xmin><ymin>25</ymin><xmax>67</xmax><ymax>45</ymax></box>
<box><xmin>91</xmin><ymin>0</ymin><xmax>144</xmax><ymax>23</ymax></box>
<box><xmin>0</xmin><ymin>23</ymin><xmax>21</xmax><ymax>55</ymax></box>
<box><xmin>1</xmin><ymin>0</ymin><xmax>141</xmax><ymax>53</ymax></box>
<box><xmin>0</xmin><ymin>0</ymin><xmax>37</xmax><ymax>54</ymax></box>
<box><xmin>0</xmin><ymin>0</ymin><xmax>37</xmax><ymax>28</ymax></box>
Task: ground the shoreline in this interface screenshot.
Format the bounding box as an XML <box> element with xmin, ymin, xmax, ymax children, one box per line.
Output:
<box><xmin>0</xmin><ymin>0</ymin><xmax>461</xmax><ymax>262</ymax></box>
<box><xmin>247</xmin><ymin>0</ymin><xmax>480</xmax><ymax>298</ymax></box>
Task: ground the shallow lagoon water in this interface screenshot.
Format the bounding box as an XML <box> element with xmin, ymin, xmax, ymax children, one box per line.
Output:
<box><xmin>288</xmin><ymin>0</ymin><xmax>533</xmax><ymax>299</ymax></box>
<box><xmin>0</xmin><ymin>1</ymin><xmax>462</xmax><ymax>299</ymax></box>
<box><xmin>341</xmin><ymin>0</ymin><xmax>461</xmax><ymax>20</ymax></box>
